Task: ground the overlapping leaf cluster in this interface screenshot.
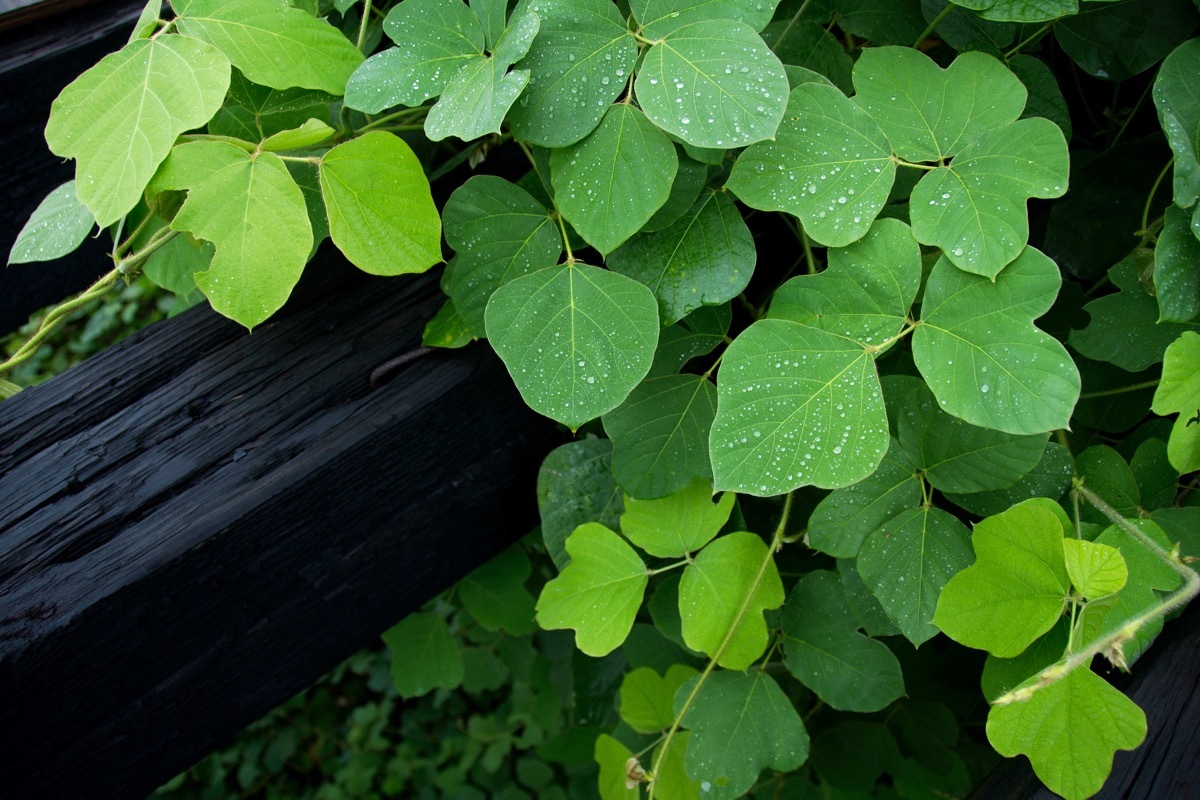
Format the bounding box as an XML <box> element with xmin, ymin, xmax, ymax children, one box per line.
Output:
<box><xmin>11</xmin><ymin>0</ymin><xmax>1200</xmax><ymax>799</ymax></box>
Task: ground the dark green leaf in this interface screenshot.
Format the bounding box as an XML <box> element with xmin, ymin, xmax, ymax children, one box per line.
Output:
<box><xmin>382</xmin><ymin>612</ymin><xmax>464</xmax><ymax>698</ymax></box>
<box><xmin>1154</xmin><ymin>38</ymin><xmax>1200</xmax><ymax>208</ymax></box>
<box><xmin>537</xmin><ymin>438</ymin><xmax>624</xmax><ymax>569</ymax></box>
<box><xmin>1154</xmin><ymin>204</ymin><xmax>1200</xmax><ymax>323</ymax></box>
<box><xmin>1055</xmin><ymin>0</ymin><xmax>1199</xmax><ymax>81</ymax></box>
<box><xmin>809</xmin><ymin>441</ymin><xmax>920</xmax><ymax>557</ymax></box>
<box><xmin>459</xmin><ymin>545</ymin><xmax>537</xmax><ymax>635</ymax></box>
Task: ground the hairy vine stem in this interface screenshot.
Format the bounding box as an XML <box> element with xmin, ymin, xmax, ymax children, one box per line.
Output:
<box><xmin>646</xmin><ymin>492</ymin><xmax>795</xmax><ymax>798</ymax></box>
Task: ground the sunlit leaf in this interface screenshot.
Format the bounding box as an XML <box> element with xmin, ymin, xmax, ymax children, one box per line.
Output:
<box><xmin>618</xmin><ymin>664</ymin><xmax>698</xmax><ymax>733</ymax></box>
<box><xmin>7</xmin><ymin>181</ymin><xmax>95</xmax><ymax>265</ymax></box>
<box><xmin>620</xmin><ymin>479</ymin><xmax>734</xmax><ymax>556</ymax></box>
<box><xmin>1152</xmin><ymin>331</ymin><xmax>1200</xmax><ymax>473</ymax></box>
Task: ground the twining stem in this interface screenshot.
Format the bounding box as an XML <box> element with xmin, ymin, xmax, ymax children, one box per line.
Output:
<box><xmin>912</xmin><ymin>4</ymin><xmax>953</xmax><ymax>50</ymax></box>
<box><xmin>1004</xmin><ymin>22</ymin><xmax>1055</xmax><ymax>60</ymax></box>
<box><xmin>1111</xmin><ymin>78</ymin><xmax>1155</xmax><ymax>148</ymax></box>
<box><xmin>1078</xmin><ymin>379</ymin><xmax>1160</xmax><ymax>400</ymax></box>
<box><xmin>771</xmin><ymin>0</ymin><xmax>815</xmax><ymax>52</ymax></box>
<box><xmin>646</xmin><ymin>492</ymin><xmax>795</xmax><ymax>799</ymax></box>
<box><xmin>801</xmin><ymin>228</ymin><xmax>817</xmax><ymax>275</ymax></box>
<box><xmin>995</xmin><ymin>481</ymin><xmax>1200</xmax><ymax>705</ymax></box>
<box><xmin>1141</xmin><ymin>158</ymin><xmax>1174</xmax><ymax>235</ymax></box>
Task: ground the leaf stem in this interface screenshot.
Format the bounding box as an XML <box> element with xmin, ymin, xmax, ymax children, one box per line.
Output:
<box><xmin>1003</xmin><ymin>22</ymin><xmax>1054</xmax><ymax>60</ymax></box>
<box><xmin>891</xmin><ymin>155</ymin><xmax>938</xmax><ymax>171</ymax></box>
<box><xmin>113</xmin><ymin>210</ymin><xmax>159</xmax><ymax>259</ymax></box>
<box><xmin>1077</xmin><ymin>379</ymin><xmax>1160</xmax><ymax>400</ymax></box>
<box><xmin>801</xmin><ymin>227</ymin><xmax>817</xmax><ymax>275</ymax></box>
<box><xmin>1141</xmin><ymin>158</ymin><xmax>1174</xmax><ymax>235</ymax></box>
<box><xmin>359</xmin><ymin>107</ymin><xmax>427</xmax><ymax>132</ymax></box>
<box><xmin>771</xmin><ymin>0</ymin><xmax>815</xmax><ymax>52</ymax></box>
<box><xmin>1110</xmin><ymin>78</ymin><xmax>1154</xmax><ymax>148</ymax></box>
<box><xmin>646</xmin><ymin>493</ymin><xmax>794</xmax><ymax>799</ymax></box>
<box><xmin>912</xmin><ymin>4</ymin><xmax>953</xmax><ymax>50</ymax></box>
<box><xmin>647</xmin><ymin>559</ymin><xmax>690</xmax><ymax>576</ymax></box>
<box><xmin>116</xmin><ymin>227</ymin><xmax>178</xmax><ymax>276</ymax></box>
<box><xmin>356</xmin><ymin>0</ymin><xmax>374</xmax><ymax>52</ymax></box>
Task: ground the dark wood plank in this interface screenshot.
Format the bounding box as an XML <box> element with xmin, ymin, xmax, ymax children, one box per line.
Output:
<box><xmin>0</xmin><ymin>253</ymin><xmax>564</xmax><ymax>800</ymax></box>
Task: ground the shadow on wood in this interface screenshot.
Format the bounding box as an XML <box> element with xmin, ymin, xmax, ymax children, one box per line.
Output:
<box><xmin>0</xmin><ymin>254</ymin><xmax>563</xmax><ymax>800</ymax></box>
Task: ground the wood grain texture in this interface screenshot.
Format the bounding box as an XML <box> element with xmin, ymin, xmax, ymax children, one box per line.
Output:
<box><xmin>0</xmin><ymin>255</ymin><xmax>563</xmax><ymax>799</ymax></box>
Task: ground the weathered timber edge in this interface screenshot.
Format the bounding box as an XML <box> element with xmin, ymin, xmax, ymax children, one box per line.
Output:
<box><xmin>0</xmin><ymin>256</ymin><xmax>563</xmax><ymax>800</ymax></box>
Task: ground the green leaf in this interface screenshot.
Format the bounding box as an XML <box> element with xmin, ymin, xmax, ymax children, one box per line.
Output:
<box><xmin>44</xmin><ymin>35</ymin><xmax>230</xmax><ymax>227</ymax></box>
<box><xmin>1131</xmin><ymin>438</ymin><xmax>1179</xmax><ymax>511</ymax></box>
<box><xmin>424</xmin><ymin>11</ymin><xmax>540</xmax><ymax>141</ymax></box>
<box><xmin>422</xmin><ymin>297</ymin><xmax>475</xmax><ymax>348</ymax></box>
<box><xmin>987</xmin><ymin>668</ymin><xmax>1146</xmax><ymax>800</ymax></box>
<box><xmin>921</xmin><ymin>0</ymin><xmax>1016</xmax><ymax>55</ymax></box>
<box><xmin>981</xmin><ymin>618</ymin><xmax>1069</xmax><ymax>703</ymax></box>
<box><xmin>633</xmin><ymin>0</ymin><xmax>782</xmax><ymax>38</ymax></box>
<box><xmin>858</xmin><ymin>505</ymin><xmax>973</xmax><ymax>646</ymax></box>
<box><xmin>594</xmin><ymin>734</ymin><xmax>640</xmax><ymax>799</ymax></box>
<box><xmin>781</xmin><ymin>571</ymin><xmax>905</xmax><ymax>712</ymax></box>
<box><xmin>648</xmin><ymin>303</ymin><xmax>731</xmax><ymax>378</ymax></box>
<box><xmin>1055</xmin><ymin>0</ymin><xmax>1199</xmax><ymax>81</ymax></box>
<box><xmin>977</xmin><ymin>0</ymin><xmax>1078</xmax><ymax>22</ymax></box>
<box><xmin>620</xmin><ymin>479</ymin><xmax>734</xmax><ymax>556</ymax></box>
<box><xmin>677</xmin><ymin>670</ymin><xmax>809</xmax><ymax>798</ymax></box>
<box><xmin>129</xmin><ymin>0</ymin><xmax>162</xmax><ymax>41</ymax></box>
<box><xmin>472</xmin><ymin>0</ymin><xmax>508</xmax><ymax>49</ymax></box>
<box><xmin>914</xmin><ymin>248</ymin><xmax>1081</xmax><ymax>434</ymax></box>
<box><xmin>909</xmin><ymin>118</ymin><xmax>1068</xmax><ymax>277</ymax></box>
<box><xmin>678</xmin><ymin>532</ymin><xmax>783</xmax><ymax>669</ymax></box>
<box><xmin>946</xmin><ymin>441</ymin><xmax>1075</xmax><ymax>517</ymax></box>
<box><xmin>838</xmin><ymin>557</ymin><xmax>901</xmax><ymax>637</ymax></box>
<box><xmin>1155</xmin><ymin>38</ymin><xmax>1200</xmax><ymax>209</ymax></box>
<box><xmin>603</xmin><ymin>376</ymin><xmax>719</xmax><ymax>499</ymax></box>
<box><xmin>761</xmin><ymin>18</ymin><xmax>853</xmax><ymax>94</ymax></box>
<box><xmin>536</xmin><ymin>522</ymin><xmax>648</xmax><ymax>656</ymax></box>
<box><xmin>768</xmin><ymin>218</ymin><xmax>920</xmax><ymax>345</ymax></box>
<box><xmin>1009</xmin><ymin>54</ymin><xmax>1072</xmax><ymax>141</ymax></box>
<box><xmin>644</xmin><ymin>156</ymin><xmax>709</xmax><ymax>232</ymax></box>
<box><xmin>834</xmin><ymin>0</ymin><xmax>927</xmax><ymax>46</ymax></box>
<box><xmin>607</xmin><ymin>190</ymin><xmax>754</xmax><ymax>323</ymax></box>
<box><xmin>897</xmin><ymin>380</ymin><xmax>1048</xmax><ymax>494</ymax></box>
<box><xmin>618</xmin><ymin>664</ymin><xmax>698</xmax><ymax>733</ymax></box>
<box><xmin>650</xmin><ymin>732</ymin><xmax>701</xmax><ymax>798</ymax></box>
<box><xmin>537</xmin><ymin>439</ymin><xmax>624</xmax><ymax>569</ymax></box>
<box><xmin>1153</xmin><ymin>331</ymin><xmax>1200</xmax><ymax>473</ymax></box>
<box><xmin>1070</xmin><ymin>257</ymin><xmax>1199</xmax><ymax>371</ymax></box>
<box><xmin>852</xmin><ymin>47</ymin><xmax>1026</xmax><ymax>163</ymax></box>
<box><xmin>1077</xmin><ymin>445</ymin><xmax>1140</xmax><ymax>523</ymax></box>
<box><xmin>808</xmin><ymin>441</ymin><xmax>920</xmax><ymax>557</ymax></box>
<box><xmin>382</xmin><ymin>612</ymin><xmax>464</xmax><ymax>698</ymax></box>
<box><xmin>1090</xmin><ymin>520</ymin><xmax>1182</xmax><ymax>662</ymax></box>
<box><xmin>728</xmin><ymin>83</ymin><xmax>895</xmax><ymax>248</ymax></box>
<box><xmin>551</xmin><ymin>104</ymin><xmax>678</xmax><ymax>254</ymax></box>
<box><xmin>1062</xmin><ymin>539</ymin><xmax>1127</xmax><ymax>599</ymax></box>
<box><xmin>810</xmin><ymin>720</ymin><xmax>901</xmax><ymax>793</ymax></box>
<box><xmin>635</xmin><ymin>20</ymin><xmax>789</xmax><ymax>149</ymax></box>
<box><xmin>1154</xmin><ymin>204</ymin><xmax>1200</xmax><ymax>323</ymax></box>
<box><xmin>459</xmin><ymin>545</ymin><xmax>537</xmax><ymax>635</ymax></box>
<box><xmin>7</xmin><ymin>181</ymin><xmax>95</xmax><ymax>265</ymax></box>
<box><xmin>260</xmin><ymin>117</ymin><xmax>335</xmax><ymax>151</ymax></box>
<box><xmin>507</xmin><ymin>0</ymin><xmax>637</xmax><ymax>148</ymax></box>
<box><xmin>486</xmin><ymin>263</ymin><xmax>660</xmax><ymax>429</ymax></box>
<box><xmin>319</xmin><ymin>131</ymin><xmax>442</xmax><ymax>276</ymax></box>
<box><xmin>143</xmin><ymin>233</ymin><xmax>212</xmax><ymax>300</ymax></box>
<box><xmin>151</xmin><ymin>141</ymin><xmax>311</xmax><ymax>328</ymax></box>
<box><xmin>443</xmin><ymin>175</ymin><xmax>561</xmax><ymax>336</ymax></box>
<box><xmin>174</xmin><ymin>0</ymin><xmax>363</xmax><ymax>94</ymax></box>
<box><xmin>344</xmin><ymin>0</ymin><xmax>483</xmax><ymax>113</ymax></box>
<box><xmin>933</xmin><ymin>501</ymin><xmax>1070</xmax><ymax>657</ymax></box>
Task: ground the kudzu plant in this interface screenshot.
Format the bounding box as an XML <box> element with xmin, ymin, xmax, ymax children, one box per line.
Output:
<box><xmin>4</xmin><ymin>0</ymin><xmax>1200</xmax><ymax>798</ymax></box>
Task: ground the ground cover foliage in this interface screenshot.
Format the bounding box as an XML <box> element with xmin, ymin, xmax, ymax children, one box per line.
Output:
<box><xmin>5</xmin><ymin>0</ymin><xmax>1200</xmax><ymax>797</ymax></box>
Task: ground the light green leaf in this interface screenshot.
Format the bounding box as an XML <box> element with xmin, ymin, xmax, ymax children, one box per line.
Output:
<box><xmin>319</xmin><ymin>131</ymin><xmax>441</xmax><ymax>276</ymax></box>
<box><xmin>152</xmin><ymin>141</ymin><xmax>311</xmax><ymax>328</ymax></box>
<box><xmin>914</xmin><ymin>248</ymin><xmax>1080</xmax><ymax>435</ymax></box>
<box><xmin>459</xmin><ymin>545</ymin><xmax>537</xmax><ymax>635</ymax></box>
<box><xmin>651</xmin><ymin>731</ymin><xmax>701</xmax><ymax>798</ymax></box>
<box><xmin>536</xmin><ymin>522</ymin><xmax>648</xmax><ymax>656</ymax></box>
<box><xmin>129</xmin><ymin>0</ymin><xmax>162</xmax><ymax>41</ymax></box>
<box><xmin>768</xmin><ymin>218</ymin><xmax>920</xmax><ymax>345</ymax></box>
<box><xmin>858</xmin><ymin>505</ymin><xmax>973</xmax><ymax>646</ymax></box>
<box><xmin>1154</xmin><ymin>38</ymin><xmax>1200</xmax><ymax>209</ymax></box>
<box><xmin>727</xmin><ymin>82</ymin><xmax>895</xmax><ymax>248</ymax></box>
<box><xmin>678</xmin><ymin>670</ymin><xmax>809</xmax><ymax>798</ymax></box>
<box><xmin>933</xmin><ymin>501</ymin><xmax>1070</xmax><ymax>657</ymax></box>
<box><xmin>1089</xmin><ymin>520</ymin><xmax>1182</xmax><ymax>662</ymax></box>
<box><xmin>946</xmin><ymin>441</ymin><xmax>1075</xmax><ymax>517</ymax></box>
<box><xmin>808</xmin><ymin>440</ymin><xmax>920</xmax><ymax>558</ymax></box>
<box><xmin>344</xmin><ymin>0</ymin><xmax>483</xmax><ymax>113</ymax></box>
<box><xmin>635</xmin><ymin>19</ymin><xmax>788</xmax><ymax>149</ymax></box>
<box><xmin>710</xmin><ymin>319</ymin><xmax>889</xmax><ymax>495</ymax></box>
<box><xmin>422</xmin><ymin>297</ymin><xmax>475</xmax><ymax>348</ymax></box>
<box><xmin>977</xmin><ymin>0</ymin><xmax>1077</xmax><ymax>22</ymax></box>
<box><xmin>607</xmin><ymin>190</ymin><xmax>754</xmax><ymax>324</ymax></box>
<box><xmin>1154</xmin><ymin>204</ymin><xmax>1200</xmax><ymax>323</ymax></box>
<box><xmin>595</xmin><ymin>734</ymin><xmax>640</xmax><ymax>800</ymax></box>
<box><xmin>1153</xmin><ymin>331</ymin><xmax>1200</xmax><ymax>473</ymax></box>
<box><xmin>852</xmin><ymin>47</ymin><xmax>1026</xmax><ymax>163</ymax></box>
<box><xmin>603</xmin><ymin>376</ymin><xmax>719</xmax><ymax>500</ymax></box>
<box><xmin>897</xmin><ymin>380</ymin><xmax>1049</xmax><ymax>494</ymax></box>
<box><xmin>909</xmin><ymin>118</ymin><xmax>1068</xmax><ymax>277</ymax></box>
<box><xmin>633</xmin><ymin>0</ymin><xmax>781</xmax><ymax>38</ymax></box>
<box><xmin>444</xmin><ymin>175</ymin><xmax>561</xmax><ymax>336</ymax></box>
<box><xmin>781</xmin><ymin>571</ymin><xmax>905</xmax><ymax>712</ymax></box>
<box><xmin>537</xmin><ymin>439</ymin><xmax>624</xmax><ymax>569</ymax></box>
<box><xmin>507</xmin><ymin>0</ymin><xmax>637</xmax><ymax>148</ymax></box>
<box><xmin>174</xmin><ymin>0</ymin><xmax>363</xmax><ymax>94</ymax></box>
<box><xmin>618</xmin><ymin>664</ymin><xmax>699</xmax><ymax>733</ymax></box>
<box><xmin>143</xmin><ymin>234</ymin><xmax>212</xmax><ymax>300</ymax></box>
<box><xmin>987</xmin><ymin>668</ymin><xmax>1146</xmax><ymax>800</ymax></box>
<box><xmin>45</xmin><ymin>35</ymin><xmax>230</xmax><ymax>227</ymax></box>
<box><xmin>260</xmin><ymin>117</ymin><xmax>335</xmax><ymax>151</ymax></box>
<box><xmin>620</xmin><ymin>479</ymin><xmax>733</xmax><ymax>556</ymax></box>
<box><xmin>1062</xmin><ymin>539</ymin><xmax>1127</xmax><ymax>600</ymax></box>
<box><xmin>382</xmin><ymin>612</ymin><xmax>464</xmax><ymax>698</ymax></box>
<box><xmin>551</xmin><ymin>104</ymin><xmax>678</xmax><ymax>254</ymax></box>
<box><xmin>424</xmin><ymin>12</ymin><xmax>540</xmax><ymax>141</ymax></box>
<box><xmin>678</xmin><ymin>531</ymin><xmax>783</xmax><ymax>669</ymax></box>
<box><xmin>486</xmin><ymin>263</ymin><xmax>660</xmax><ymax>429</ymax></box>
<box><xmin>7</xmin><ymin>181</ymin><xmax>95</xmax><ymax>265</ymax></box>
